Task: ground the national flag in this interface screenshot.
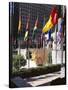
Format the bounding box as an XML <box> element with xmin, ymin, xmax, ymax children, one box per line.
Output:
<box><xmin>57</xmin><ymin>18</ymin><xmax>64</xmax><ymax>44</ymax></box>
<box><xmin>48</xmin><ymin>30</ymin><xmax>51</xmax><ymax>40</ymax></box>
<box><xmin>18</xmin><ymin>15</ymin><xmax>22</xmax><ymax>32</ymax></box>
<box><xmin>18</xmin><ymin>7</ymin><xmax>22</xmax><ymax>32</ymax></box>
<box><xmin>24</xmin><ymin>14</ymin><xmax>30</xmax><ymax>41</ymax></box>
<box><xmin>32</xmin><ymin>17</ymin><xmax>39</xmax><ymax>39</ymax></box>
<box><xmin>42</xmin><ymin>7</ymin><xmax>58</xmax><ymax>33</ymax></box>
<box><xmin>42</xmin><ymin>16</ymin><xmax>53</xmax><ymax>33</ymax></box>
<box><xmin>50</xmin><ymin>7</ymin><xmax>58</xmax><ymax>25</ymax></box>
<box><xmin>58</xmin><ymin>18</ymin><xmax>62</xmax><ymax>32</ymax></box>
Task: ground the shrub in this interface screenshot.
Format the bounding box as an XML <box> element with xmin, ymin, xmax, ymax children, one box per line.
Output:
<box><xmin>12</xmin><ymin>64</ymin><xmax>61</xmax><ymax>78</ymax></box>
<box><xmin>12</xmin><ymin>54</ymin><xmax>27</xmax><ymax>71</ymax></box>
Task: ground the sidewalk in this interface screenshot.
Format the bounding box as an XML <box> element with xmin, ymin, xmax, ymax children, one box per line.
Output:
<box><xmin>11</xmin><ymin>70</ymin><xmax>65</xmax><ymax>87</ymax></box>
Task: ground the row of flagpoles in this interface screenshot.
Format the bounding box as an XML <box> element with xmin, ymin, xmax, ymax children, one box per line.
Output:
<box><xmin>18</xmin><ymin>6</ymin><xmax>65</xmax><ymax>43</ymax></box>
<box><xmin>17</xmin><ymin>5</ymin><xmax>65</xmax><ymax>68</ymax></box>
<box><xmin>18</xmin><ymin>6</ymin><xmax>65</xmax><ymax>45</ymax></box>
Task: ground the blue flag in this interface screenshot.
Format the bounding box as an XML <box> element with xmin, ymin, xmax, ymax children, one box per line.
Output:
<box><xmin>48</xmin><ymin>30</ymin><xmax>51</xmax><ymax>40</ymax></box>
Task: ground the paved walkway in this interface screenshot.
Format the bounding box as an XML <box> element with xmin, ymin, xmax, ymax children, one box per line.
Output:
<box><xmin>11</xmin><ymin>69</ymin><xmax>65</xmax><ymax>87</ymax></box>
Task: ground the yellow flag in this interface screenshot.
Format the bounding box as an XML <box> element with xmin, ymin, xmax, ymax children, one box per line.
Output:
<box><xmin>18</xmin><ymin>16</ymin><xmax>21</xmax><ymax>32</ymax></box>
<box><xmin>42</xmin><ymin>16</ymin><xmax>53</xmax><ymax>33</ymax></box>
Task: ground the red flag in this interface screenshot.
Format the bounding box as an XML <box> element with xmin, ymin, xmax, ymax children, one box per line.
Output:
<box><xmin>26</xmin><ymin>15</ymin><xmax>30</xmax><ymax>30</ymax></box>
<box><xmin>50</xmin><ymin>7</ymin><xmax>58</xmax><ymax>25</ymax></box>
<box><xmin>35</xmin><ymin>17</ymin><xmax>39</xmax><ymax>27</ymax></box>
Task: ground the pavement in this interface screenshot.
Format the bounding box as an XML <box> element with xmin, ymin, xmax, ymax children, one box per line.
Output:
<box><xmin>11</xmin><ymin>67</ymin><xmax>65</xmax><ymax>87</ymax></box>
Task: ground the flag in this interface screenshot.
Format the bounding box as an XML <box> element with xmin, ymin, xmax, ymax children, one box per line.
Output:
<box><xmin>18</xmin><ymin>8</ymin><xmax>22</xmax><ymax>41</ymax></box>
<box><xmin>57</xmin><ymin>18</ymin><xmax>64</xmax><ymax>44</ymax></box>
<box><xmin>24</xmin><ymin>15</ymin><xmax>30</xmax><ymax>41</ymax></box>
<box><xmin>50</xmin><ymin>7</ymin><xmax>58</xmax><ymax>25</ymax></box>
<box><xmin>42</xmin><ymin>7</ymin><xmax>58</xmax><ymax>33</ymax></box>
<box><xmin>48</xmin><ymin>30</ymin><xmax>51</xmax><ymax>40</ymax></box>
<box><xmin>18</xmin><ymin>8</ymin><xmax>22</xmax><ymax>32</ymax></box>
<box><xmin>42</xmin><ymin>16</ymin><xmax>53</xmax><ymax>33</ymax></box>
<box><xmin>58</xmin><ymin>18</ymin><xmax>62</xmax><ymax>32</ymax></box>
<box><xmin>32</xmin><ymin>17</ymin><xmax>39</xmax><ymax>39</ymax></box>
<box><xmin>18</xmin><ymin>15</ymin><xmax>22</xmax><ymax>32</ymax></box>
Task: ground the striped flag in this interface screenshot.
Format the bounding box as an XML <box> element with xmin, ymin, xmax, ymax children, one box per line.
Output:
<box><xmin>18</xmin><ymin>15</ymin><xmax>22</xmax><ymax>32</ymax></box>
<box><xmin>32</xmin><ymin>17</ymin><xmax>39</xmax><ymax>39</ymax></box>
<box><xmin>57</xmin><ymin>18</ymin><xmax>64</xmax><ymax>44</ymax></box>
<box><xmin>24</xmin><ymin>14</ymin><xmax>30</xmax><ymax>41</ymax></box>
<box><xmin>42</xmin><ymin>7</ymin><xmax>58</xmax><ymax>33</ymax></box>
<box><xmin>18</xmin><ymin>8</ymin><xmax>22</xmax><ymax>33</ymax></box>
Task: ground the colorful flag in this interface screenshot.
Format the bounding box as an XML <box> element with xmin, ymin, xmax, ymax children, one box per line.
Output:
<box><xmin>18</xmin><ymin>7</ymin><xmax>22</xmax><ymax>32</ymax></box>
<box><xmin>18</xmin><ymin>15</ymin><xmax>22</xmax><ymax>32</ymax></box>
<box><xmin>57</xmin><ymin>18</ymin><xmax>64</xmax><ymax>44</ymax></box>
<box><xmin>32</xmin><ymin>17</ymin><xmax>39</xmax><ymax>39</ymax></box>
<box><xmin>50</xmin><ymin>7</ymin><xmax>58</xmax><ymax>25</ymax></box>
<box><xmin>48</xmin><ymin>30</ymin><xmax>51</xmax><ymax>40</ymax></box>
<box><xmin>42</xmin><ymin>7</ymin><xmax>58</xmax><ymax>33</ymax></box>
<box><xmin>58</xmin><ymin>18</ymin><xmax>62</xmax><ymax>32</ymax></box>
<box><xmin>24</xmin><ymin>14</ymin><xmax>30</xmax><ymax>41</ymax></box>
<box><xmin>42</xmin><ymin>16</ymin><xmax>53</xmax><ymax>33</ymax></box>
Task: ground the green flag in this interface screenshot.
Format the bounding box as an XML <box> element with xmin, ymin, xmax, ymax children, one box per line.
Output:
<box><xmin>32</xmin><ymin>17</ymin><xmax>39</xmax><ymax>39</ymax></box>
<box><xmin>24</xmin><ymin>14</ymin><xmax>30</xmax><ymax>41</ymax></box>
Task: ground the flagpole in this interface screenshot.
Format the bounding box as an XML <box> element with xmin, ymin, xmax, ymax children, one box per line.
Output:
<box><xmin>55</xmin><ymin>24</ymin><xmax>57</xmax><ymax>64</ymax></box>
<box><xmin>41</xmin><ymin>33</ymin><xmax>44</xmax><ymax>48</ymax></box>
<box><xmin>48</xmin><ymin>30</ymin><xmax>52</xmax><ymax>65</ymax></box>
<box><xmin>18</xmin><ymin>33</ymin><xmax>21</xmax><ymax>69</ymax></box>
<box><xmin>26</xmin><ymin>30</ymin><xmax>29</xmax><ymax>68</ymax></box>
<box><xmin>42</xmin><ymin>16</ymin><xmax>45</xmax><ymax>65</ymax></box>
<box><xmin>61</xmin><ymin>5</ymin><xmax>65</xmax><ymax>66</ymax></box>
<box><xmin>27</xmin><ymin>39</ymin><xmax>30</xmax><ymax>68</ymax></box>
<box><xmin>42</xmin><ymin>15</ymin><xmax>45</xmax><ymax>48</ymax></box>
<box><xmin>18</xmin><ymin>7</ymin><xmax>22</xmax><ymax>70</ymax></box>
<box><xmin>26</xmin><ymin>13</ymin><xmax>30</xmax><ymax>68</ymax></box>
<box><xmin>60</xmin><ymin>6</ymin><xmax>65</xmax><ymax>78</ymax></box>
<box><xmin>51</xmin><ymin>25</ymin><xmax>57</xmax><ymax>65</ymax></box>
<box><xmin>41</xmin><ymin>27</ymin><xmax>45</xmax><ymax>65</ymax></box>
